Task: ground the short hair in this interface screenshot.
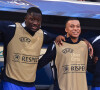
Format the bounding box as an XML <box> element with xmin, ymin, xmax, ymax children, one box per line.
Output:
<box><xmin>65</xmin><ymin>17</ymin><xmax>80</xmax><ymax>27</ymax></box>
<box><xmin>65</xmin><ymin>17</ymin><xmax>79</xmax><ymax>24</ymax></box>
<box><xmin>27</xmin><ymin>7</ymin><xmax>42</xmax><ymax>15</ymax></box>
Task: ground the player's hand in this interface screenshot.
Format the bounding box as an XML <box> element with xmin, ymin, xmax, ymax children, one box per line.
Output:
<box><xmin>93</xmin><ymin>56</ymin><xmax>98</xmax><ymax>64</ymax></box>
<box><xmin>55</xmin><ymin>35</ymin><xmax>65</xmax><ymax>46</ymax></box>
<box><xmin>88</xmin><ymin>43</ymin><xmax>93</xmax><ymax>58</ymax></box>
<box><xmin>83</xmin><ymin>39</ymin><xmax>93</xmax><ymax>57</ymax></box>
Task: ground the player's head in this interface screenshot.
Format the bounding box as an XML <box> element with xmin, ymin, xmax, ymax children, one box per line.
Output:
<box><xmin>65</xmin><ymin>17</ymin><xmax>81</xmax><ymax>39</ymax></box>
<box><xmin>25</xmin><ymin>7</ymin><xmax>42</xmax><ymax>32</ymax></box>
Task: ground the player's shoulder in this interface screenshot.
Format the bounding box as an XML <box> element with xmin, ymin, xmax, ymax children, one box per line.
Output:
<box><xmin>92</xmin><ymin>35</ymin><xmax>100</xmax><ymax>44</ymax></box>
<box><xmin>0</xmin><ymin>20</ymin><xmax>16</xmax><ymax>27</ymax></box>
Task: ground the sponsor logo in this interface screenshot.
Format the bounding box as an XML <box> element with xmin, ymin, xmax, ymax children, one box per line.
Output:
<box><xmin>13</xmin><ymin>53</ymin><xmax>20</xmax><ymax>62</ymax></box>
<box><xmin>62</xmin><ymin>48</ymin><xmax>80</xmax><ymax>61</ymax></box>
<box><xmin>21</xmin><ymin>55</ymin><xmax>39</xmax><ymax>63</ymax></box>
<box><xmin>13</xmin><ymin>53</ymin><xmax>39</xmax><ymax>64</ymax></box>
<box><xmin>62</xmin><ymin>48</ymin><xmax>73</xmax><ymax>54</ymax></box>
<box><xmin>63</xmin><ymin>65</ymin><xmax>69</xmax><ymax>73</ymax></box>
<box><xmin>71</xmin><ymin>64</ymin><xmax>85</xmax><ymax>72</ymax></box>
<box><xmin>62</xmin><ymin>64</ymin><xmax>86</xmax><ymax>74</ymax></box>
<box><xmin>19</xmin><ymin>37</ymin><xmax>31</xmax><ymax>43</ymax></box>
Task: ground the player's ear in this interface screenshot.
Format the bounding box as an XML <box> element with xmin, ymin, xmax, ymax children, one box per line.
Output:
<box><xmin>24</xmin><ymin>14</ymin><xmax>28</xmax><ymax>21</ymax></box>
<box><xmin>65</xmin><ymin>28</ymin><xmax>68</xmax><ymax>33</ymax></box>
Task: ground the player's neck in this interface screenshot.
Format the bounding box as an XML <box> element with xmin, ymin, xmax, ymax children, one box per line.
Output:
<box><xmin>71</xmin><ymin>38</ymin><xmax>78</xmax><ymax>43</ymax></box>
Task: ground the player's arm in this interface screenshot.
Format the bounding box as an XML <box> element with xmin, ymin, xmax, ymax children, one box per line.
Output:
<box><xmin>43</xmin><ymin>30</ymin><xmax>65</xmax><ymax>45</ymax></box>
<box><xmin>37</xmin><ymin>42</ymin><xmax>56</xmax><ymax>69</ymax></box>
<box><xmin>87</xmin><ymin>53</ymin><xmax>95</xmax><ymax>73</ymax></box>
<box><xmin>0</xmin><ymin>21</ymin><xmax>6</xmax><ymax>42</ymax></box>
<box><xmin>0</xmin><ymin>21</ymin><xmax>16</xmax><ymax>42</ymax></box>
<box><xmin>91</xmin><ymin>36</ymin><xmax>100</xmax><ymax>64</ymax></box>
<box><xmin>82</xmin><ymin>39</ymin><xmax>93</xmax><ymax>57</ymax></box>
<box><xmin>87</xmin><ymin>42</ymin><xmax>96</xmax><ymax>73</ymax></box>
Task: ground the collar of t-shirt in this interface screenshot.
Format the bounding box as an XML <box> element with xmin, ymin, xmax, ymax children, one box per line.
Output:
<box><xmin>64</xmin><ymin>36</ymin><xmax>82</xmax><ymax>44</ymax></box>
<box><xmin>21</xmin><ymin>22</ymin><xmax>35</xmax><ymax>36</ymax></box>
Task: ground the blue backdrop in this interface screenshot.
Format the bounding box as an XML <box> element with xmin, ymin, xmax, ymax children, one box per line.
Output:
<box><xmin>0</xmin><ymin>0</ymin><xmax>100</xmax><ymax>19</ymax></box>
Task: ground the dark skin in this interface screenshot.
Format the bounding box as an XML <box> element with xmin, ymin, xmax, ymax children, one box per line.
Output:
<box><xmin>93</xmin><ymin>56</ymin><xmax>98</xmax><ymax>64</ymax></box>
<box><xmin>25</xmin><ymin>12</ymin><xmax>42</xmax><ymax>32</ymax></box>
<box><xmin>24</xmin><ymin>12</ymin><xmax>93</xmax><ymax>57</ymax></box>
<box><xmin>24</xmin><ymin>12</ymin><xmax>65</xmax><ymax>44</ymax></box>
<box><xmin>65</xmin><ymin>20</ymin><xmax>81</xmax><ymax>43</ymax></box>
<box><xmin>65</xmin><ymin>19</ymin><xmax>93</xmax><ymax>57</ymax></box>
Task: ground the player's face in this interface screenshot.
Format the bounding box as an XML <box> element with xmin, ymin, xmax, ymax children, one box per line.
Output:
<box><xmin>65</xmin><ymin>20</ymin><xmax>81</xmax><ymax>39</ymax></box>
<box><xmin>25</xmin><ymin>12</ymin><xmax>42</xmax><ymax>32</ymax></box>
